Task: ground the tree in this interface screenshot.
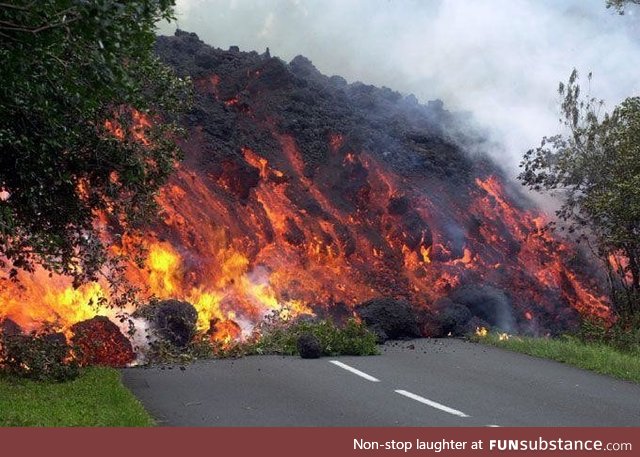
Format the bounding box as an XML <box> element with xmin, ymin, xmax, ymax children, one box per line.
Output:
<box><xmin>0</xmin><ymin>1</ymin><xmax>192</xmax><ymax>287</ymax></box>
<box><xmin>519</xmin><ymin>70</ymin><xmax>640</xmax><ymax>317</ymax></box>
<box><xmin>606</xmin><ymin>0</ymin><xmax>640</xmax><ymax>13</ymax></box>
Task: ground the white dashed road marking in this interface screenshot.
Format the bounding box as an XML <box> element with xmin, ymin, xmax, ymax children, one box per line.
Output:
<box><xmin>329</xmin><ymin>361</ymin><xmax>472</xmax><ymax>420</ymax></box>
<box><xmin>329</xmin><ymin>360</ymin><xmax>381</xmax><ymax>382</ymax></box>
<box><xmin>394</xmin><ymin>389</ymin><xmax>470</xmax><ymax>418</ymax></box>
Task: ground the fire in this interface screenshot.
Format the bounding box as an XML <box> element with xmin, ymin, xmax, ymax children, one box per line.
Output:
<box><xmin>420</xmin><ymin>245</ymin><xmax>432</xmax><ymax>264</ymax></box>
<box><xmin>609</xmin><ymin>252</ymin><xmax>633</xmax><ymax>285</ymax></box>
<box><xmin>103</xmin><ymin>108</ymin><xmax>151</xmax><ymax>145</ymax></box>
<box><xmin>147</xmin><ymin>243</ymin><xmax>181</xmax><ymax>295</ymax></box>
<box><xmin>329</xmin><ymin>133</ymin><xmax>344</xmax><ymax>152</ymax></box>
<box><xmin>209</xmin><ymin>317</ymin><xmax>242</xmax><ymax>347</ymax></box>
<box><xmin>498</xmin><ymin>333</ymin><xmax>510</xmax><ymax>341</ymax></box>
<box><xmin>475</xmin><ymin>326</ymin><xmax>488</xmax><ymax>337</ymax></box>
<box><xmin>1</xmin><ymin>68</ymin><xmax>613</xmax><ymax>357</ymax></box>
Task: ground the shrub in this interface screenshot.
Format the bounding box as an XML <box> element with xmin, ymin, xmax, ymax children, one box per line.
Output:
<box><xmin>577</xmin><ymin>315</ymin><xmax>640</xmax><ymax>355</ymax></box>
<box><xmin>142</xmin><ymin>332</ymin><xmax>218</xmax><ymax>365</ymax></box>
<box><xmin>0</xmin><ymin>332</ymin><xmax>79</xmax><ymax>382</ymax></box>
<box><xmin>249</xmin><ymin>315</ymin><xmax>378</xmax><ymax>357</ymax></box>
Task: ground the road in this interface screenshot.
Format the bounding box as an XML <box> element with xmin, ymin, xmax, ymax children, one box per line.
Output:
<box><xmin>122</xmin><ymin>338</ymin><xmax>640</xmax><ymax>426</ymax></box>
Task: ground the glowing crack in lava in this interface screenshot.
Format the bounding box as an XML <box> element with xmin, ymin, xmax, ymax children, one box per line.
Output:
<box><xmin>0</xmin><ymin>32</ymin><xmax>611</xmax><ymax>356</ymax></box>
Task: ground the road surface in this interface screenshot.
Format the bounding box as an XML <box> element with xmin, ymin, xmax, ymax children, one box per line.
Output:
<box><xmin>122</xmin><ymin>338</ymin><xmax>640</xmax><ymax>426</ymax></box>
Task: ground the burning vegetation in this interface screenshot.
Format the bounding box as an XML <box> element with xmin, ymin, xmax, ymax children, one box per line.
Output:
<box><xmin>0</xmin><ymin>31</ymin><xmax>612</xmax><ymax>366</ymax></box>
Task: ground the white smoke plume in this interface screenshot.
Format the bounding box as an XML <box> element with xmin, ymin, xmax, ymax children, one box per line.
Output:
<box><xmin>158</xmin><ymin>0</ymin><xmax>640</xmax><ymax>175</ymax></box>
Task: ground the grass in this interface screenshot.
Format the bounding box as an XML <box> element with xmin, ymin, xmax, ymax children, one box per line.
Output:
<box><xmin>0</xmin><ymin>366</ymin><xmax>154</xmax><ymax>426</ymax></box>
<box><xmin>475</xmin><ymin>333</ymin><xmax>640</xmax><ymax>384</ymax></box>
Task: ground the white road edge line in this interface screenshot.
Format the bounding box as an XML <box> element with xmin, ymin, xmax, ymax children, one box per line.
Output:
<box><xmin>394</xmin><ymin>389</ymin><xmax>470</xmax><ymax>418</ymax></box>
<box><xmin>329</xmin><ymin>360</ymin><xmax>381</xmax><ymax>382</ymax></box>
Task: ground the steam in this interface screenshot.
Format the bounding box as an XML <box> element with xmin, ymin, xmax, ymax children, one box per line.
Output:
<box><xmin>158</xmin><ymin>0</ymin><xmax>640</xmax><ymax>175</ymax></box>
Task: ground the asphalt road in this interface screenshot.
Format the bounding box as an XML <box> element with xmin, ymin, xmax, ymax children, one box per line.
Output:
<box><xmin>122</xmin><ymin>338</ymin><xmax>640</xmax><ymax>426</ymax></box>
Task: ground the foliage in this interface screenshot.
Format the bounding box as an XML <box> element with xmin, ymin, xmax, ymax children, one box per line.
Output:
<box><xmin>606</xmin><ymin>0</ymin><xmax>640</xmax><ymax>14</ymax></box>
<box><xmin>473</xmin><ymin>332</ymin><xmax>640</xmax><ymax>384</ymax></box>
<box><xmin>0</xmin><ymin>332</ymin><xmax>79</xmax><ymax>382</ymax></box>
<box><xmin>577</xmin><ymin>315</ymin><xmax>640</xmax><ymax>355</ymax></box>
<box><xmin>0</xmin><ymin>1</ymin><xmax>192</xmax><ymax>287</ymax></box>
<box><xmin>248</xmin><ymin>313</ymin><xmax>379</xmax><ymax>357</ymax></box>
<box><xmin>142</xmin><ymin>332</ymin><xmax>218</xmax><ymax>365</ymax></box>
<box><xmin>519</xmin><ymin>70</ymin><xmax>640</xmax><ymax>317</ymax></box>
<box><xmin>0</xmin><ymin>367</ymin><xmax>154</xmax><ymax>426</ymax></box>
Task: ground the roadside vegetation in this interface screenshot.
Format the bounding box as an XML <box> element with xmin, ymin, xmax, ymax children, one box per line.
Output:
<box><xmin>513</xmin><ymin>0</ymin><xmax>640</xmax><ymax>382</ymax></box>
<box><xmin>472</xmin><ymin>315</ymin><xmax>640</xmax><ymax>383</ymax></box>
<box><xmin>1</xmin><ymin>1</ymin><xmax>191</xmax><ymax>288</ymax></box>
<box><xmin>246</xmin><ymin>317</ymin><xmax>379</xmax><ymax>357</ymax></box>
<box><xmin>472</xmin><ymin>331</ymin><xmax>640</xmax><ymax>384</ymax></box>
<box><xmin>0</xmin><ymin>367</ymin><xmax>153</xmax><ymax>426</ymax></box>
<box><xmin>142</xmin><ymin>314</ymin><xmax>379</xmax><ymax>364</ymax></box>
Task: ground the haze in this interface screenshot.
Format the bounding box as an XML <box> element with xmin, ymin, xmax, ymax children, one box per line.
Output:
<box><xmin>158</xmin><ymin>0</ymin><xmax>640</xmax><ymax>174</ymax></box>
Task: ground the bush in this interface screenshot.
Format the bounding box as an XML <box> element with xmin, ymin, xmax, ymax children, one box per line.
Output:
<box><xmin>249</xmin><ymin>315</ymin><xmax>378</xmax><ymax>357</ymax></box>
<box><xmin>577</xmin><ymin>315</ymin><xmax>640</xmax><ymax>355</ymax></box>
<box><xmin>142</xmin><ymin>332</ymin><xmax>219</xmax><ymax>365</ymax></box>
<box><xmin>0</xmin><ymin>333</ymin><xmax>79</xmax><ymax>382</ymax></box>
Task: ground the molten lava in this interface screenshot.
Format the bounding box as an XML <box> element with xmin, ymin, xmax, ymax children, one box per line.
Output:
<box><xmin>0</xmin><ymin>33</ymin><xmax>611</xmax><ymax>358</ymax></box>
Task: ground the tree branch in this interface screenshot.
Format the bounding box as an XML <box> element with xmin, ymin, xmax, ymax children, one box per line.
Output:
<box><xmin>0</xmin><ymin>2</ymin><xmax>35</xmax><ymax>11</ymax></box>
<box><xmin>0</xmin><ymin>7</ymin><xmax>80</xmax><ymax>35</ymax></box>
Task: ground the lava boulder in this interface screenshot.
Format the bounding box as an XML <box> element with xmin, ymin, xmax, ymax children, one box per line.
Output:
<box><xmin>297</xmin><ymin>333</ymin><xmax>322</xmax><ymax>359</ymax></box>
<box><xmin>433</xmin><ymin>298</ymin><xmax>473</xmax><ymax>336</ymax></box>
<box><xmin>449</xmin><ymin>285</ymin><xmax>516</xmax><ymax>332</ymax></box>
<box><xmin>0</xmin><ymin>318</ymin><xmax>22</xmax><ymax>337</ymax></box>
<box><xmin>415</xmin><ymin>308</ymin><xmax>443</xmax><ymax>337</ymax></box>
<box><xmin>71</xmin><ymin>316</ymin><xmax>135</xmax><ymax>367</ymax></box>
<box><xmin>137</xmin><ymin>299</ymin><xmax>198</xmax><ymax>348</ymax></box>
<box><xmin>356</xmin><ymin>298</ymin><xmax>421</xmax><ymax>342</ymax></box>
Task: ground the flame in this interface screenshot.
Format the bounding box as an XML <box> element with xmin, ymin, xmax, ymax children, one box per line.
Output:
<box><xmin>0</xmin><ymin>267</ymin><xmax>110</xmax><ymax>335</ymax></box>
<box><xmin>209</xmin><ymin>317</ymin><xmax>242</xmax><ymax>347</ymax></box>
<box><xmin>103</xmin><ymin>108</ymin><xmax>151</xmax><ymax>145</ymax></box>
<box><xmin>475</xmin><ymin>326</ymin><xmax>488</xmax><ymax>337</ymax></box>
<box><xmin>0</xmin><ymin>77</ymin><xmax>612</xmax><ymax>354</ymax></box>
<box><xmin>329</xmin><ymin>133</ymin><xmax>344</xmax><ymax>152</ymax></box>
<box><xmin>146</xmin><ymin>243</ymin><xmax>181</xmax><ymax>295</ymax></box>
<box><xmin>609</xmin><ymin>252</ymin><xmax>633</xmax><ymax>285</ymax></box>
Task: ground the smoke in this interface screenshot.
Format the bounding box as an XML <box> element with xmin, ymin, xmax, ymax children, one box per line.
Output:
<box><xmin>158</xmin><ymin>0</ymin><xmax>640</xmax><ymax>176</ymax></box>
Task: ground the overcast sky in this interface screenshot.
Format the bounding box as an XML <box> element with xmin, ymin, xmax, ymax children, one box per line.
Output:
<box><xmin>158</xmin><ymin>0</ymin><xmax>640</xmax><ymax>174</ymax></box>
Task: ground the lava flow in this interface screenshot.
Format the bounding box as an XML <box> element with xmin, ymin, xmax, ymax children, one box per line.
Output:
<box><xmin>0</xmin><ymin>31</ymin><xmax>611</xmax><ymax>359</ymax></box>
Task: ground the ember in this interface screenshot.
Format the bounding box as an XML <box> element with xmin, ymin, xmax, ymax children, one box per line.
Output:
<box><xmin>70</xmin><ymin>316</ymin><xmax>134</xmax><ymax>367</ymax></box>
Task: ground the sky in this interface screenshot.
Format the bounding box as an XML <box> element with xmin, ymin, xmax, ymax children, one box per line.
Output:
<box><xmin>157</xmin><ymin>0</ymin><xmax>640</xmax><ymax>175</ymax></box>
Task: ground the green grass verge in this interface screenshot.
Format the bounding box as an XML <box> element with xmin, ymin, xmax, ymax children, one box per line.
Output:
<box><xmin>475</xmin><ymin>334</ymin><xmax>640</xmax><ymax>384</ymax></box>
<box><xmin>0</xmin><ymin>367</ymin><xmax>154</xmax><ymax>426</ymax></box>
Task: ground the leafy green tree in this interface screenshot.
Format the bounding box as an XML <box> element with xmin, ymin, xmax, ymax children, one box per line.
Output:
<box><xmin>606</xmin><ymin>0</ymin><xmax>640</xmax><ymax>13</ymax></box>
<box><xmin>0</xmin><ymin>1</ymin><xmax>191</xmax><ymax>286</ymax></box>
<box><xmin>520</xmin><ymin>70</ymin><xmax>640</xmax><ymax>317</ymax></box>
